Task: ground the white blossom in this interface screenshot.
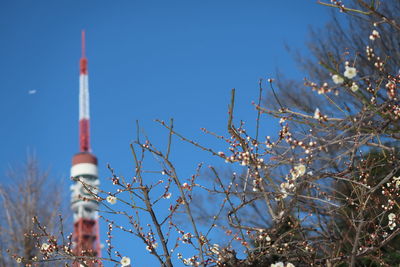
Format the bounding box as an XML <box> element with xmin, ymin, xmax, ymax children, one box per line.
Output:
<box><xmin>389</xmin><ymin>221</ymin><xmax>397</xmax><ymax>230</ymax></box>
<box><xmin>280</xmin><ymin>182</ymin><xmax>289</xmax><ymax>190</ymax></box>
<box><xmin>182</xmin><ymin>232</ymin><xmax>192</xmax><ymax>244</ymax></box>
<box><xmin>332</xmin><ymin>74</ymin><xmax>344</xmax><ymax>84</ymax></box>
<box><xmin>388</xmin><ymin>213</ymin><xmax>396</xmax><ymax>221</ymax></box>
<box><xmin>210</xmin><ymin>244</ymin><xmax>220</xmax><ymax>255</ymax></box>
<box><xmin>286</xmin><ymin>263</ymin><xmax>295</xmax><ymax>267</ymax></box>
<box><xmin>146</xmin><ymin>242</ymin><xmax>158</xmax><ymax>252</ymax></box>
<box><xmin>344</xmin><ymin>66</ymin><xmax>357</xmax><ymax>79</ymax></box>
<box><xmin>106</xmin><ymin>195</ymin><xmax>117</xmax><ymax>205</ymax></box>
<box><xmin>183</xmin><ymin>258</ymin><xmax>193</xmax><ymax>265</ymax></box>
<box><xmin>351</xmin><ymin>82</ymin><xmax>359</xmax><ymax>92</ymax></box>
<box><xmin>271</xmin><ymin>262</ymin><xmax>284</xmax><ymax>267</ymax></box>
<box><xmin>313</xmin><ymin>108</ymin><xmax>321</xmax><ymax>120</ymax></box>
<box><xmin>291</xmin><ymin>164</ymin><xmax>306</xmax><ymax>180</ymax></box>
<box><xmin>369</xmin><ymin>29</ymin><xmax>380</xmax><ymax>40</ymax></box>
<box><xmin>163</xmin><ymin>192</ymin><xmax>172</xmax><ymax>199</ymax></box>
<box><xmin>120</xmin><ymin>256</ymin><xmax>131</xmax><ymax>266</ymax></box>
<box><xmin>280</xmin><ymin>182</ymin><xmax>294</xmax><ymax>192</ymax></box>
<box><xmin>41</xmin><ymin>243</ymin><xmax>50</xmax><ymax>251</ymax></box>
<box><xmin>294</xmin><ymin>164</ymin><xmax>306</xmax><ymax>176</ymax></box>
<box><xmin>393</xmin><ymin>176</ymin><xmax>400</xmax><ymax>189</ymax></box>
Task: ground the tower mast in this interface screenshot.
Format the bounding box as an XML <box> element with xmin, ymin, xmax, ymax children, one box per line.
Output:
<box><xmin>79</xmin><ymin>30</ymin><xmax>90</xmax><ymax>152</ymax></box>
<box><xmin>70</xmin><ymin>30</ymin><xmax>101</xmax><ymax>267</ymax></box>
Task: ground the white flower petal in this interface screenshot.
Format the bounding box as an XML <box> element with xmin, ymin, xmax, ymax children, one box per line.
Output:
<box><xmin>106</xmin><ymin>195</ymin><xmax>117</xmax><ymax>205</ymax></box>
<box><xmin>332</xmin><ymin>74</ymin><xmax>344</xmax><ymax>84</ymax></box>
<box><xmin>120</xmin><ymin>256</ymin><xmax>131</xmax><ymax>266</ymax></box>
<box><xmin>351</xmin><ymin>83</ymin><xmax>359</xmax><ymax>92</ymax></box>
<box><xmin>313</xmin><ymin>108</ymin><xmax>321</xmax><ymax>120</ymax></box>
<box><xmin>388</xmin><ymin>213</ymin><xmax>396</xmax><ymax>221</ymax></box>
<box><xmin>344</xmin><ymin>66</ymin><xmax>357</xmax><ymax>79</ymax></box>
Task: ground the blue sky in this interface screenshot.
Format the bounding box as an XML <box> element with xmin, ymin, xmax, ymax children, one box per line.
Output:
<box><xmin>0</xmin><ymin>0</ymin><xmax>332</xmax><ymax>266</ymax></box>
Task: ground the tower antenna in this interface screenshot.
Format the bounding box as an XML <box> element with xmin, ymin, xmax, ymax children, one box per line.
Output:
<box><xmin>81</xmin><ymin>30</ymin><xmax>86</xmax><ymax>58</ymax></box>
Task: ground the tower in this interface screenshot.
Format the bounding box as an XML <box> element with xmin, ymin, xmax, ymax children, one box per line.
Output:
<box><xmin>70</xmin><ymin>30</ymin><xmax>101</xmax><ymax>266</ymax></box>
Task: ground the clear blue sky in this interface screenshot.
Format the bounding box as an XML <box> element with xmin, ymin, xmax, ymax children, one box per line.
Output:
<box><xmin>0</xmin><ymin>0</ymin><xmax>332</xmax><ymax>266</ymax></box>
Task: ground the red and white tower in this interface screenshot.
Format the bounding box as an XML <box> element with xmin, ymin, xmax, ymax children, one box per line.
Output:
<box><xmin>70</xmin><ymin>30</ymin><xmax>101</xmax><ymax>266</ymax></box>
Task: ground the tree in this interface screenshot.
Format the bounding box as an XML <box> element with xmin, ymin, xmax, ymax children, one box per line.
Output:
<box><xmin>271</xmin><ymin>1</ymin><xmax>400</xmax><ymax>115</ymax></box>
<box><xmin>0</xmin><ymin>156</ymin><xmax>66</xmax><ymax>267</ymax></box>
<box><xmin>334</xmin><ymin>147</ymin><xmax>400</xmax><ymax>266</ymax></box>
<box><xmin>18</xmin><ymin>1</ymin><xmax>400</xmax><ymax>266</ymax></box>
<box><xmin>267</xmin><ymin>1</ymin><xmax>400</xmax><ymax>265</ymax></box>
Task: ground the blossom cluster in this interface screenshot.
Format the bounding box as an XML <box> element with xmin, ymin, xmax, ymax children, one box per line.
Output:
<box><xmin>278</xmin><ymin>164</ymin><xmax>306</xmax><ymax>199</ymax></box>
<box><xmin>271</xmin><ymin>262</ymin><xmax>295</xmax><ymax>267</ymax></box>
<box><xmin>388</xmin><ymin>213</ymin><xmax>397</xmax><ymax>231</ymax></box>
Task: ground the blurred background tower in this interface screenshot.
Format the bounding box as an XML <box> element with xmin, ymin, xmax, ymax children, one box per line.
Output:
<box><xmin>70</xmin><ymin>30</ymin><xmax>101</xmax><ymax>266</ymax></box>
